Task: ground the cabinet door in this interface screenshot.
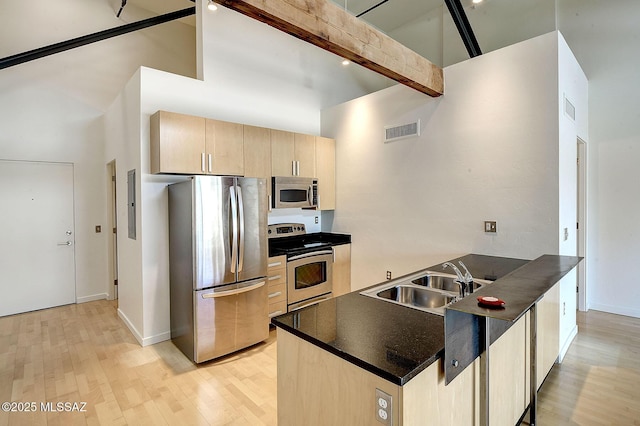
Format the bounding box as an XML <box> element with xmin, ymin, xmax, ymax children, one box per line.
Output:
<box><xmin>205</xmin><ymin>119</ymin><xmax>244</xmax><ymax>176</ymax></box>
<box><xmin>332</xmin><ymin>244</ymin><xmax>351</xmax><ymax>297</ymax></box>
<box><xmin>244</xmin><ymin>125</ymin><xmax>272</xmax><ymax>192</ymax></box>
<box><xmin>271</xmin><ymin>129</ymin><xmax>295</xmax><ymax>176</ymax></box>
<box><xmin>294</xmin><ymin>133</ymin><xmax>316</xmax><ymax>178</ymax></box>
<box><xmin>150</xmin><ymin>111</ymin><xmax>205</xmax><ymax>174</ymax></box>
<box><xmin>315</xmin><ymin>136</ymin><xmax>336</xmax><ymax>210</ymax></box>
<box><xmin>536</xmin><ymin>283</ymin><xmax>560</xmax><ymax>388</ymax></box>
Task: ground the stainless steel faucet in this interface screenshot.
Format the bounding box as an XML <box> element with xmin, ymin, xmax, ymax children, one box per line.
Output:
<box><xmin>458</xmin><ymin>261</ymin><xmax>474</xmax><ymax>292</ymax></box>
<box><xmin>442</xmin><ymin>261</ymin><xmax>474</xmax><ymax>297</ymax></box>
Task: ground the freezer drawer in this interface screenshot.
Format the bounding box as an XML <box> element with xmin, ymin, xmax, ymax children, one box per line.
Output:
<box><xmin>194</xmin><ymin>278</ymin><xmax>269</xmax><ymax>363</ymax></box>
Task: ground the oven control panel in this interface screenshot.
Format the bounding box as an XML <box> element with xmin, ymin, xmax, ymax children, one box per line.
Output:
<box><xmin>268</xmin><ymin>223</ymin><xmax>306</xmax><ymax>238</ymax></box>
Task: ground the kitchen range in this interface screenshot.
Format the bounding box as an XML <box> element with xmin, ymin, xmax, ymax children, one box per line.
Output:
<box><xmin>267</xmin><ymin>223</ymin><xmax>351</xmax><ymax>312</ymax></box>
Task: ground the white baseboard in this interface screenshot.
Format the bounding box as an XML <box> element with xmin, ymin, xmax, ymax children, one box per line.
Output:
<box><xmin>142</xmin><ymin>331</ymin><xmax>171</xmax><ymax>346</ymax></box>
<box><xmin>558</xmin><ymin>324</ymin><xmax>578</xmax><ymax>363</ymax></box>
<box><xmin>117</xmin><ymin>308</ymin><xmax>144</xmax><ymax>346</ymax></box>
<box><xmin>116</xmin><ymin>308</ymin><xmax>171</xmax><ymax>347</ymax></box>
<box><xmin>76</xmin><ymin>293</ymin><xmax>109</xmax><ymax>303</ymax></box>
<box><xmin>590</xmin><ymin>302</ymin><xmax>640</xmax><ymax>319</ymax></box>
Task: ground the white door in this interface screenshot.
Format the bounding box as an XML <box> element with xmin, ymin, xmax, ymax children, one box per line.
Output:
<box><xmin>0</xmin><ymin>160</ymin><xmax>76</xmax><ymax>317</ymax></box>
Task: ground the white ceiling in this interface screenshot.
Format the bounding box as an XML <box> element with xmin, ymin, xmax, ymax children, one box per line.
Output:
<box><xmin>124</xmin><ymin>0</ymin><xmax>449</xmax><ymax>33</ymax></box>
<box><xmin>127</xmin><ymin>0</ymin><xmax>195</xmax><ymax>16</ymax></box>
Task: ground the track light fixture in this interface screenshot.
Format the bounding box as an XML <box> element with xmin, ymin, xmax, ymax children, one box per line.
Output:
<box><xmin>207</xmin><ymin>0</ymin><xmax>218</xmax><ymax>11</ymax></box>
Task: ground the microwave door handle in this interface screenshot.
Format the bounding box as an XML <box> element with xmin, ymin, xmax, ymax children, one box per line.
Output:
<box><xmin>307</xmin><ymin>185</ymin><xmax>312</xmax><ymax>206</ymax></box>
<box><xmin>237</xmin><ymin>186</ymin><xmax>245</xmax><ymax>272</ymax></box>
<box><xmin>229</xmin><ymin>185</ymin><xmax>238</xmax><ymax>274</ymax></box>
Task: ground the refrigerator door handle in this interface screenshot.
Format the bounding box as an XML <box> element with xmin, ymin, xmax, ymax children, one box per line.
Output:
<box><xmin>237</xmin><ymin>186</ymin><xmax>245</xmax><ymax>272</ymax></box>
<box><xmin>201</xmin><ymin>280</ymin><xmax>266</xmax><ymax>299</ymax></box>
<box><xmin>229</xmin><ymin>185</ymin><xmax>238</xmax><ymax>273</ymax></box>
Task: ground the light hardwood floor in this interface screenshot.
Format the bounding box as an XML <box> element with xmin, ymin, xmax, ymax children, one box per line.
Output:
<box><xmin>0</xmin><ymin>301</ymin><xmax>277</xmax><ymax>426</ymax></box>
<box><xmin>1</xmin><ymin>301</ymin><xmax>638</xmax><ymax>425</ymax></box>
<box><xmin>536</xmin><ymin>310</ymin><xmax>640</xmax><ymax>425</ymax></box>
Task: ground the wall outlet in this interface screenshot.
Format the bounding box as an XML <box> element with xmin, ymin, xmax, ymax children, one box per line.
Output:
<box><xmin>484</xmin><ymin>221</ymin><xmax>497</xmax><ymax>233</ymax></box>
<box><xmin>386</xmin><ymin>271</ymin><xmax>392</xmax><ymax>280</ymax></box>
<box><xmin>564</xmin><ymin>227</ymin><xmax>569</xmax><ymax>241</ymax></box>
<box><xmin>375</xmin><ymin>388</ymin><xmax>392</xmax><ymax>425</ymax></box>
<box><xmin>315</xmin><ymin>216</ymin><xmax>319</xmax><ymax>224</ymax></box>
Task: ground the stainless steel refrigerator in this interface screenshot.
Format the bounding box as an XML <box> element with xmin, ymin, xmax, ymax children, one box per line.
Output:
<box><xmin>168</xmin><ymin>176</ymin><xmax>269</xmax><ymax>363</ymax></box>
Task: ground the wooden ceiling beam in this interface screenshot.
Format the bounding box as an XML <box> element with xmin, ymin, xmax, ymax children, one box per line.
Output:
<box><xmin>215</xmin><ymin>0</ymin><xmax>444</xmax><ymax>97</ymax></box>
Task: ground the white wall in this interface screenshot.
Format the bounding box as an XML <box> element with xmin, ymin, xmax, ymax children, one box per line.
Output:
<box><xmin>104</xmin><ymin>71</ymin><xmax>144</xmax><ymax>335</ymax></box>
<box><xmin>322</xmin><ymin>32</ymin><xmax>574</xmax><ymax>290</ymax></box>
<box><xmin>556</xmin><ymin>0</ymin><xmax>640</xmax><ymax>319</ymax></box>
<box><xmin>556</xmin><ymin>33</ymin><xmax>588</xmax><ymax>351</ymax></box>
<box><xmin>0</xmin><ymin>0</ymin><xmax>196</xmax><ymax>306</ymax></box>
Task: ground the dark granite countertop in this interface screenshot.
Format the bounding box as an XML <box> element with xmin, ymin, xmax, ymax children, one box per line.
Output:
<box><xmin>448</xmin><ymin>254</ymin><xmax>582</xmax><ymax>321</ymax></box>
<box><xmin>271</xmin><ymin>253</ymin><xmax>527</xmax><ymax>385</ymax></box>
<box><xmin>268</xmin><ymin>232</ymin><xmax>351</xmax><ymax>257</ymax></box>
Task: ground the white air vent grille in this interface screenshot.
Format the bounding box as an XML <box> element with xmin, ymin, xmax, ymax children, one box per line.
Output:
<box><xmin>384</xmin><ymin>120</ymin><xmax>420</xmax><ymax>143</ymax></box>
<box><xmin>564</xmin><ymin>96</ymin><xmax>576</xmax><ymax>121</ymax></box>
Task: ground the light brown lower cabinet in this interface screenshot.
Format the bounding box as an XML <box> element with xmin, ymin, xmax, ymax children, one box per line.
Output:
<box><xmin>267</xmin><ymin>255</ymin><xmax>287</xmax><ymax>318</ymax></box>
<box><xmin>277</xmin><ymin>312</ymin><xmax>533</xmax><ymax>426</ymax></box>
<box><xmin>331</xmin><ymin>244</ymin><xmax>351</xmax><ymax>297</ymax></box>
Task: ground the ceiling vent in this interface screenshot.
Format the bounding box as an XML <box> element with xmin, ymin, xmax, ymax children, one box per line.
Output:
<box><xmin>384</xmin><ymin>120</ymin><xmax>420</xmax><ymax>143</ymax></box>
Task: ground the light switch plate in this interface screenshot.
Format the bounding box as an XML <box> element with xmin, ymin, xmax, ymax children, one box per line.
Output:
<box><xmin>484</xmin><ymin>221</ymin><xmax>497</xmax><ymax>233</ymax></box>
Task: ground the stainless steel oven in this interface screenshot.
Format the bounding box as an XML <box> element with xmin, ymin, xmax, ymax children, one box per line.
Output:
<box><xmin>286</xmin><ymin>250</ymin><xmax>333</xmax><ymax>306</ymax></box>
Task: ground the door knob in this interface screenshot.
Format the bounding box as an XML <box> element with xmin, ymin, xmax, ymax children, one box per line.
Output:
<box><xmin>66</xmin><ymin>230</ymin><xmax>72</xmax><ymax>235</ymax></box>
<box><xmin>57</xmin><ymin>241</ymin><xmax>73</xmax><ymax>246</ymax></box>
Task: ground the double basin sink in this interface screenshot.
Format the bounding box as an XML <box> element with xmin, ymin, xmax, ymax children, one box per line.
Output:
<box><xmin>360</xmin><ymin>270</ymin><xmax>492</xmax><ymax>316</ymax></box>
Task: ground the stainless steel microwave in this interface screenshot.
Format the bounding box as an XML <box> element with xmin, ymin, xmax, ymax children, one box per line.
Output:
<box><xmin>272</xmin><ymin>176</ymin><xmax>318</xmax><ymax>209</ymax></box>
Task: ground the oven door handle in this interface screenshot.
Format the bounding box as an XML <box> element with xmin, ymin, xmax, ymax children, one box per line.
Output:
<box><xmin>288</xmin><ymin>250</ymin><xmax>334</xmax><ymax>261</ymax></box>
<box><xmin>289</xmin><ymin>295</ymin><xmax>332</xmax><ymax>311</ymax></box>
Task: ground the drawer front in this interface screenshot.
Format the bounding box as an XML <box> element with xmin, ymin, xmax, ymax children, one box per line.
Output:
<box><xmin>268</xmin><ymin>270</ymin><xmax>286</xmax><ymax>287</ymax></box>
<box><xmin>268</xmin><ymin>255</ymin><xmax>286</xmax><ymax>272</ymax></box>
<box><xmin>268</xmin><ymin>300</ymin><xmax>287</xmax><ymax>318</ymax></box>
<box><xmin>267</xmin><ymin>282</ymin><xmax>286</xmax><ymax>304</ymax></box>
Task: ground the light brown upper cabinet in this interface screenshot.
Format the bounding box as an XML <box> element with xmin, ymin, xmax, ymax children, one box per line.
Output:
<box><xmin>243</xmin><ymin>125</ymin><xmax>272</xmax><ymax>194</ymax></box>
<box><xmin>150</xmin><ymin>111</ymin><xmax>206</xmax><ymax>174</ymax></box>
<box><xmin>150</xmin><ymin>111</ymin><xmax>244</xmax><ymax>175</ymax></box>
<box><xmin>205</xmin><ymin>119</ymin><xmax>244</xmax><ymax>176</ymax></box>
<box><xmin>271</xmin><ymin>130</ymin><xmax>316</xmax><ymax>178</ymax></box>
<box><xmin>315</xmin><ymin>136</ymin><xmax>336</xmax><ymax>210</ymax></box>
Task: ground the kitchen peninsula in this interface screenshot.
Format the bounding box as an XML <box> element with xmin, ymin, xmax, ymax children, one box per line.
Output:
<box><xmin>271</xmin><ymin>254</ymin><xmax>581</xmax><ymax>426</ymax></box>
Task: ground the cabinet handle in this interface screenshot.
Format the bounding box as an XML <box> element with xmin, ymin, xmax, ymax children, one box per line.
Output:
<box><xmin>292</xmin><ymin>160</ymin><xmax>296</xmax><ymax>176</ymax></box>
<box><xmin>208</xmin><ymin>153</ymin><xmax>212</xmax><ymax>173</ymax></box>
<box><xmin>269</xmin><ymin>310</ymin><xmax>284</xmax><ymax>318</ymax></box>
<box><xmin>201</xmin><ymin>153</ymin><xmax>206</xmax><ymax>172</ymax></box>
<box><xmin>268</xmin><ymin>274</ymin><xmax>282</xmax><ymax>281</ymax></box>
<box><xmin>268</xmin><ymin>291</ymin><xmax>282</xmax><ymax>299</ymax></box>
<box><xmin>268</xmin><ymin>261</ymin><xmax>282</xmax><ymax>268</ymax></box>
<box><xmin>296</xmin><ymin>160</ymin><xmax>300</xmax><ymax>176</ymax></box>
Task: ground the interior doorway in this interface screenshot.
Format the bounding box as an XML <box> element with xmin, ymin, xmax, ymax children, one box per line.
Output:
<box><xmin>0</xmin><ymin>160</ymin><xmax>76</xmax><ymax>316</ymax></box>
<box><xmin>577</xmin><ymin>139</ymin><xmax>587</xmax><ymax>311</ymax></box>
<box><xmin>107</xmin><ymin>160</ymin><xmax>119</xmax><ymax>302</ymax></box>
